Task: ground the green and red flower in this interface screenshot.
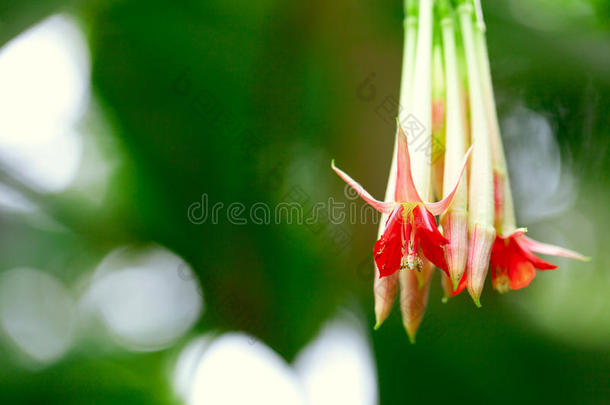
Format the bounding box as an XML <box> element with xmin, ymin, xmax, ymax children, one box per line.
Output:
<box><xmin>490</xmin><ymin>230</ymin><xmax>588</xmax><ymax>293</ymax></box>
<box><xmin>332</xmin><ymin>126</ymin><xmax>471</xmax><ymax>279</ymax></box>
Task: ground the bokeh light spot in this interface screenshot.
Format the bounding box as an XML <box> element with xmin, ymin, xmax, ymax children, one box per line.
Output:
<box><xmin>0</xmin><ymin>268</ymin><xmax>75</xmax><ymax>367</ymax></box>
<box><xmin>84</xmin><ymin>245</ymin><xmax>203</xmax><ymax>351</ymax></box>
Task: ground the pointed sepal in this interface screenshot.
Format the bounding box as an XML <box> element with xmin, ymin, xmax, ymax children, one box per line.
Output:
<box><xmin>395</xmin><ymin>123</ymin><xmax>424</xmax><ymax>203</ymax></box>
<box><xmin>331</xmin><ymin>160</ymin><xmax>394</xmax><ymax>214</ymax></box>
<box><xmin>425</xmin><ymin>146</ymin><xmax>472</xmax><ymax>216</ymax></box>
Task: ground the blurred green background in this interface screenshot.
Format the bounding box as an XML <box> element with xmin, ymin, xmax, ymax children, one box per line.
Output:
<box><xmin>0</xmin><ymin>0</ymin><xmax>609</xmax><ymax>404</ymax></box>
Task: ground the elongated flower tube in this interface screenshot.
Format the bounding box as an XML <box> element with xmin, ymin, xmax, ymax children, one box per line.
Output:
<box><xmin>332</xmin><ymin>125</ymin><xmax>471</xmax><ymax>275</ymax></box>
<box><xmin>439</xmin><ymin>1</ymin><xmax>470</xmax><ymax>293</ymax></box>
<box><xmin>407</xmin><ymin>0</ymin><xmax>433</xmax><ymax>200</ymax></box>
<box><xmin>400</xmin><ymin>261</ymin><xmax>434</xmax><ymax>343</ymax></box>
<box><xmin>472</xmin><ymin>4</ymin><xmax>589</xmax><ymax>292</ymax></box>
<box><xmin>459</xmin><ymin>1</ymin><xmax>495</xmax><ymax>307</ymax></box>
<box><xmin>397</xmin><ymin>0</ymin><xmax>435</xmax><ymax>341</ymax></box>
<box><xmin>373</xmin><ymin>0</ymin><xmax>419</xmax><ymax>329</ymax></box>
<box><xmin>431</xmin><ymin>44</ymin><xmax>446</xmax><ymax>201</ymax></box>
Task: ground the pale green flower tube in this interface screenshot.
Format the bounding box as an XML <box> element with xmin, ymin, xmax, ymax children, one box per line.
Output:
<box><xmin>459</xmin><ymin>1</ymin><xmax>496</xmax><ymax>307</ymax></box>
<box><xmin>473</xmin><ymin>18</ymin><xmax>517</xmax><ymax>236</ymax></box>
<box><xmin>440</xmin><ymin>6</ymin><xmax>469</xmax><ymax>291</ymax></box>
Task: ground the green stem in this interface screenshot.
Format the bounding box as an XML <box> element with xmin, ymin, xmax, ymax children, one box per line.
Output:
<box><xmin>405</xmin><ymin>0</ymin><xmax>418</xmax><ymax>17</ymax></box>
<box><xmin>473</xmin><ymin>0</ymin><xmax>486</xmax><ymax>32</ymax></box>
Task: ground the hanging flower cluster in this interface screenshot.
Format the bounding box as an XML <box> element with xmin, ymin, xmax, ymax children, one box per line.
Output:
<box><xmin>331</xmin><ymin>0</ymin><xmax>588</xmax><ymax>342</ymax></box>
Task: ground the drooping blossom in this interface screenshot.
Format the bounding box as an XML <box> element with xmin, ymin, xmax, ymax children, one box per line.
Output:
<box><xmin>490</xmin><ymin>229</ymin><xmax>588</xmax><ymax>293</ymax></box>
<box><xmin>372</xmin><ymin>0</ymin><xmax>420</xmax><ymax>330</ymax></box>
<box><xmin>472</xmin><ymin>2</ymin><xmax>589</xmax><ymax>293</ymax></box>
<box><xmin>331</xmin><ymin>125</ymin><xmax>471</xmax><ymax>280</ymax></box>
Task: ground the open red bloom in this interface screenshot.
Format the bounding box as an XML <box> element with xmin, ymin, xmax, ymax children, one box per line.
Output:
<box><xmin>374</xmin><ymin>204</ymin><xmax>449</xmax><ymax>277</ymax></box>
<box><xmin>490</xmin><ymin>230</ymin><xmax>588</xmax><ymax>292</ymax></box>
<box><xmin>332</xmin><ymin>125</ymin><xmax>471</xmax><ymax>279</ymax></box>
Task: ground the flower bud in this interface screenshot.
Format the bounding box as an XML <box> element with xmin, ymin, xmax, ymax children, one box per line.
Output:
<box><xmin>399</xmin><ymin>260</ymin><xmax>434</xmax><ymax>343</ymax></box>
<box><xmin>466</xmin><ymin>223</ymin><xmax>495</xmax><ymax>307</ymax></box>
<box><xmin>442</xmin><ymin>210</ymin><xmax>468</xmax><ymax>290</ymax></box>
<box><xmin>374</xmin><ymin>270</ymin><xmax>399</xmax><ymax>329</ymax></box>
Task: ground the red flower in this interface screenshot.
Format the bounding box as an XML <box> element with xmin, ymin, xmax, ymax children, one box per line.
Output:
<box><xmin>332</xmin><ymin>125</ymin><xmax>471</xmax><ymax>279</ymax></box>
<box><xmin>374</xmin><ymin>204</ymin><xmax>450</xmax><ymax>277</ymax></box>
<box><xmin>490</xmin><ymin>229</ymin><xmax>588</xmax><ymax>292</ymax></box>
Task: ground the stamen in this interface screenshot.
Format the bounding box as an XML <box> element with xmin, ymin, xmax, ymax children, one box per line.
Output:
<box><xmin>493</xmin><ymin>268</ymin><xmax>510</xmax><ymax>294</ymax></box>
<box><xmin>401</xmin><ymin>238</ymin><xmax>423</xmax><ymax>272</ymax></box>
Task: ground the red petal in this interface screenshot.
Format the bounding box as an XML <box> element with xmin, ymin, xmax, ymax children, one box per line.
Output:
<box><xmin>508</xmin><ymin>255</ymin><xmax>536</xmax><ymax>290</ymax></box>
<box><xmin>413</xmin><ymin>205</ymin><xmax>448</xmax><ymax>246</ymax></box>
<box><xmin>489</xmin><ymin>236</ymin><xmax>507</xmax><ymax>270</ymax></box>
<box><xmin>492</xmin><ymin>233</ymin><xmax>563</xmax><ymax>291</ymax></box>
<box><xmin>395</xmin><ymin>125</ymin><xmax>423</xmax><ymax>203</ymax></box>
<box><xmin>490</xmin><ymin>236</ymin><xmax>514</xmax><ymax>292</ymax></box>
<box><xmin>410</xmin><ymin>205</ymin><xmax>448</xmax><ymax>272</ymax></box>
<box><xmin>410</xmin><ymin>207</ymin><xmax>447</xmax><ymax>272</ymax></box>
<box><xmin>419</xmin><ymin>233</ymin><xmax>448</xmax><ymax>272</ymax></box>
<box><xmin>518</xmin><ymin>247</ymin><xmax>557</xmax><ymax>271</ymax></box>
<box><xmin>374</xmin><ymin>208</ymin><xmax>405</xmax><ymax>278</ymax></box>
